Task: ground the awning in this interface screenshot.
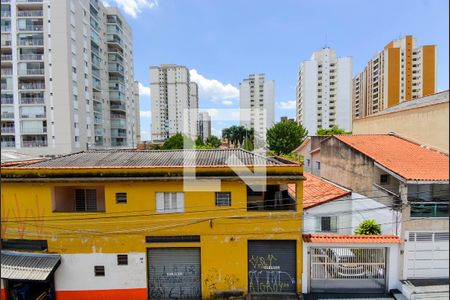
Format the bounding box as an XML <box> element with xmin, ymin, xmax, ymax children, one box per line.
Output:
<box><xmin>1</xmin><ymin>251</ymin><xmax>61</xmax><ymax>281</ymax></box>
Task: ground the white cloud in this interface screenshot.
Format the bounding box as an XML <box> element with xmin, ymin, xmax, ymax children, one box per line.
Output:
<box><xmin>279</xmin><ymin>100</ymin><xmax>296</xmax><ymax>109</ymax></box>
<box><xmin>221</xmin><ymin>100</ymin><xmax>233</xmax><ymax>106</ymax></box>
<box><xmin>189</xmin><ymin>69</ymin><xmax>239</xmax><ymax>102</ymax></box>
<box><xmin>140</xmin><ymin>110</ymin><xmax>151</xmax><ymax>119</ymax></box>
<box><xmin>103</xmin><ymin>0</ymin><xmax>158</xmax><ymax>18</ymax></box>
<box><xmin>138</xmin><ymin>82</ymin><xmax>151</xmax><ymax>97</ymax></box>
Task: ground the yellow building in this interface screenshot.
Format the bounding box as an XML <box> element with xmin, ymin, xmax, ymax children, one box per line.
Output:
<box><xmin>0</xmin><ymin>149</ymin><xmax>304</xmax><ymax>300</ymax></box>
<box><xmin>353</xmin><ymin>35</ymin><xmax>437</xmax><ymax>119</ymax></box>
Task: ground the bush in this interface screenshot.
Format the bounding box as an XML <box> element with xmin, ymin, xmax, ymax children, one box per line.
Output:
<box><xmin>354</xmin><ymin>219</ymin><xmax>381</xmax><ymax>235</ymax></box>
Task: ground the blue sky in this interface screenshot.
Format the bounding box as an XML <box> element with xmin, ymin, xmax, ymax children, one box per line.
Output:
<box><xmin>106</xmin><ymin>0</ymin><xmax>449</xmax><ymax>141</ymax></box>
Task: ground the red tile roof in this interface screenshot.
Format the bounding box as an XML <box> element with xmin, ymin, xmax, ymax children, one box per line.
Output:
<box><xmin>334</xmin><ymin>134</ymin><xmax>449</xmax><ymax>181</ymax></box>
<box><xmin>303</xmin><ymin>234</ymin><xmax>401</xmax><ymax>244</ymax></box>
<box><xmin>289</xmin><ymin>173</ymin><xmax>350</xmax><ymax>209</ymax></box>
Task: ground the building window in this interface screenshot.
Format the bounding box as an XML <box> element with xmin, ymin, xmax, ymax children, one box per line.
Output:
<box><xmin>215</xmin><ymin>192</ymin><xmax>231</xmax><ymax>207</ymax></box>
<box><xmin>156</xmin><ymin>192</ymin><xmax>184</xmax><ymax>213</ymax></box>
<box><xmin>94</xmin><ymin>266</ymin><xmax>105</xmax><ymax>276</ymax></box>
<box><xmin>75</xmin><ymin>189</ymin><xmax>98</xmax><ymax>212</ymax></box>
<box><xmin>319</xmin><ymin>216</ymin><xmax>337</xmax><ymax>232</ymax></box>
<box><xmin>306</xmin><ymin>159</ymin><xmax>310</xmax><ymax>166</ymax></box>
<box><xmin>117</xmin><ymin>254</ymin><xmax>128</xmax><ymax>265</ymax></box>
<box><xmin>116</xmin><ymin>192</ymin><xmax>127</xmax><ymax>204</ymax></box>
<box><xmin>380</xmin><ymin>174</ymin><xmax>389</xmax><ymax>185</ymax></box>
<box><xmin>316</xmin><ymin>161</ymin><xmax>321</xmax><ymax>170</ymax></box>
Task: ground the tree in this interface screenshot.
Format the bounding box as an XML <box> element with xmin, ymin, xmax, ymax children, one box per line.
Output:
<box><xmin>354</xmin><ymin>219</ymin><xmax>382</xmax><ymax>235</ymax></box>
<box><xmin>242</xmin><ymin>137</ymin><xmax>254</xmax><ymax>151</ymax></box>
<box><xmin>195</xmin><ymin>137</ymin><xmax>205</xmax><ymax>147</ymax></box>
<box><xmin>222</xmin><ymin>128</ymin><xmax>231</xmax><ymax>146</ymax></box>
<box><xmin>316</xmin><ymin>125</ymin><xmax>351</xmax><ymax>136</ymax></box>
<box><xmin>161</xmin><ymin>133</ymin><xmax>194</xmax><ymax>150</ymax></box>
<box><xmin>222</xmin><ymin>126</ymin><xmax>254</xmax><ymax>147</ymax></box>
<box><xmin>205</xmin><ymin>135</ymin><xmax>221</xmax><ymax>148</ymax></box>
<box><xmin>266</xmin><ymin>121</ymin><xmax>308</xmax><ymax>155</ymax></box>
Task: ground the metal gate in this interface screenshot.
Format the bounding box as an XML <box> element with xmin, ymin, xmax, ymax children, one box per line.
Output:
<box><xmin>148</xmin><ymin>248</ymin><xmax>201</xmax><ymax>299</ymax></box>
<box><xmin>310</xmin><ymin>247</ymin><xmax>386</xmax><ymax>293</ymax></box>
<box><xmin>248</xmin><ymin>240</ymin><xmax>297</xmax><ymax>294</ymax></box>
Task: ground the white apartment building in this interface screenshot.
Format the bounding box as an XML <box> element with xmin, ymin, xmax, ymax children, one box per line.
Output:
<box><xmin>132</xmin><ymin>80</ymin><xmax>140</xmax><ymax>144</ymax></box>
<box><xmin>150</xmin><ymin>64</ymin><xmax>198</xmax><ymax>142</ymax></box>
<box><xmin>239</xmin><ymin>73</ymin><xmax>275</xmax><ymax>136</ymax></box>
<box><xmin>197</xmin><ymin>111</ymin><xmax>211</xmax><ymax>142</ymax></box>
<box><xmin>296</xmin><ymin>48</ymin><xmax>352</xmax><ymax>134</ymax></box>
<box><xmin>353</xmin><ymin>35</ymin><xmax>437</xmax><ymax>118</ymax></box>
<box><xmin>0</xmin><ymin>0</ymin><xmax>139</xmax><ymax>155</ymax></box>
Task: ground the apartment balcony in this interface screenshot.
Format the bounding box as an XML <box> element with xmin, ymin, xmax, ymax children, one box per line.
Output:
<box><xmin>111</xmin><ymin>130</ymin><xmax>127</xmax><ymax>138</ymax></box>
<box><xmin>1</xmin><ymin>112</ymin><xmax>14</xmax><ymax>119</ymax></box>
<box><xmin>1</xmin><ymin>141</ymin><xmax>15</xmax><ymax>147</ymax></box>
<box><xmin>18</xmin><ymin>68</ymin><xmax>44</xmax><ymax>76</ymax></box>
<box><xmin>1</xmin><ymin>97</ymin><xmax>13</xmax><ymax>104</ymax></box>
<box><xmin>1</xmin><ymin>127</ymin><xmax>14</xmax><ymax>134</ymax></box>
<box><xmin>109</xmin><ymin>91</ymin><xmax>125</xmax><ymax>101</ymax></box>
<box><xmin>110</xmin><ymin>103</ymin><xmax>126</xmax><ymax>111</ymax></box>
<box><xmin>17</xmin><ymin>10</ymin><xmax>43</xmax><ymax>17</ymax></box>
<box><xmin>18</xmin><ymin>82</ymin><xmax>45</xmax><ymax>90</ymax></box>
<box><xmin>18</xmin><ymin>24</ymin><xmax>43</xmax><ymax>32</ymax></box>
<box><xmin>93</xmin><ymin>117</ymin><xmax>103</xmax><ymax>125</ymax></box>
<box><xmin>20</xmin><ymin>96</ymin><xmax>44</xmax><ymax>104</ymax></box>
<box><xmin>1</xmin><ymin>11</ymin><xmax>11</xmax><ymax>18</ymax></box>
<box><xmin>1</xmin><ymin>68</ymin><xmax>12</xmax><ymax>75</ymax></box>
<box><xmin>1</xmin><ymin>39</ymin><xmax>12</xmax><ymax>47</ymax></box>
<box><xmin>21</xmin><ymin>140</ymin><xmax>48</xmax><ymax>148</ymax></box>
<box><xmin>1</xmin><ymin>25</ymin><xmax>11</xmax><ymax>32</ymax></box>
<box><xmin>1</xmin><ymin>54</ymin><xmax>12</xmax><ymax>61</ymax></box>
<box><xmin>93</xmin><ymin>103</ymin><xmax>102</xmax><ymax>113</ymax></box>
<box><xmin>111</xmin><ymin>139</ymin><xmax>127</xmax><ymax>147</ymax></box>
<box><xmin>20</xmin><ymin>112</ymin><xmax>45</xmax><ymax>119</ymax></box>
<box><xmin>94</xmin><ymin>128</ymin><xmax>103</xmax><ymax>136</ymax></box>
<box><xmin>107</xmin><ymin>36</ymin><xmax>123</xmax><ymax>48</ymax></box>
<box><xmin>21</xmin><ymin>126</ymin><xmax>47</xmax><ymax>134</ymax></box>
<box><xmin>111</xmin><ymin>118</ymin><xmax>126</xmax><ymax>129</ymax></box>
<box><xmin>1</xmin><ymin>83</ymin><xmax>12</xmax><ymax>90</ymax></box>
<box><xmin>108</xmin><ymin>63</ymin><xmax>124</xmax><ymax>74</ymax></box>
<box><xmin>19</xmin><ymin>53</ymin><xmax>44</xmax><ymax>61</ymax></box>
<box><xmin>18</xmin><ymin>39</ymin><xmax>43</xmax><ymax>46</ymax></box>
<box><xmin>92</xmin><ymin>92</ymin><xmax>102</xmax><ymax>101</ymax></box>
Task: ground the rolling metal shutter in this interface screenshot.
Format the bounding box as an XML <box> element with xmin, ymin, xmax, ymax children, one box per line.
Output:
<box><xmin>148</xmin><ymin>248</ymin><xmax>201</xmax><ymax>299</ymax></box>
<box><xmin>248</xmin><ymin>240</ymin><xmax>297</xmax><ymax>294</ymax></box>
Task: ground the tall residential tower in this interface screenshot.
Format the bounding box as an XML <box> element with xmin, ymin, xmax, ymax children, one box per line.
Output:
<box><xmin>0</xmin><ymin>0</ymin><xmax>139</xmax><ymax>155</ymax></box>
<box><xmin>239</xmin><ymin>73</ymin><xmax>275</xmax><ymax>136</ymax></box>
<box><xmin>197</xmin><ymin>111</ymin><xmax>211</xmax><ymax>142</ymax></box>
<box><xmin>150</xmin><ymin>64</ymin><xmax>198</xmax><ymax>142</ymax></box>
<box><xmin>296</xmin><ymin>48</ymin><xmax>352</xmax><ymax>134</ymax></box>
<box><xmin>353</xmin><ymin>35</ymin><xmax>437</xmax><ymax>119</ymax></box>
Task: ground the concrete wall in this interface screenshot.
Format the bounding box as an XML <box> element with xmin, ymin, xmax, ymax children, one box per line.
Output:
<box><xmin>352</xmin><ymin>101</ymin><xmax>449</xmax><ymax>153</ymax></box>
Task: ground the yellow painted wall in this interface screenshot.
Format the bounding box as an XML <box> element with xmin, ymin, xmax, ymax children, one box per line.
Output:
<box><xmin>387</xmin><ymin>47</ymin><xmax>400</xmax><ymax>107</ymax></box>
<box><xmin>422</xmin><ymin>45</ymin><xmax>437</xmax><ymax>97</ymax></box>
<box><xmin>405</xmin><ymin>35</ymin><xmax>413</xmax><ymax>101</ymax></box>
<box><xmin>1</xmin><ymin>176</ymin><xmax>303</xmax><ymax>297</ymax></box>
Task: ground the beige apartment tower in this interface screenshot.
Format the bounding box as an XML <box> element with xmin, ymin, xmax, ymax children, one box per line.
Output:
<box><xmin>353</xmin><ymin>35</ymin><xmax>437</xmax><ymax>119</ymax></box>
<box><xmin>150</xmin><ymin>64</ymin><xmax>198</xmax><ymax>142</ymax></box>
<box><xmin>0</xmin><ymin>0</ymin><xmax>139</xmax><ymax>156</ymax></box>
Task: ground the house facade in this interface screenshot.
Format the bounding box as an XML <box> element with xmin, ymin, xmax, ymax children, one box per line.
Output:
<box><xmin>293</xmin><ymin>136</ymin><xmax>328</xmax><ymax>176</ymax></box>
<box><xmin>320</xmin><ymin>134</ymin><xmax>449</xmax><ymax>280</ymax></box>
<box><xmin>0</xmin><ymin>149</ymin><xmax>304</xmax><ymax>300</ymax></box>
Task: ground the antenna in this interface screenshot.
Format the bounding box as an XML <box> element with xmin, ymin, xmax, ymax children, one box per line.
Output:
<box><xmin>324</xmin><ymin>33</ymin><xmax>328</xmax><ymax>48</ymax></box>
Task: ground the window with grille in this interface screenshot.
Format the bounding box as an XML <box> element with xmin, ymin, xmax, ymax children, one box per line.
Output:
<box><xmin>75</xmin><ymin>189</ymin><xmax>97</xmax><ymax>212</ymax></box>
<box><xmin>319</xmin><ymin>216</ymin><xmax>337</xmax><ymax>232</ymax></box>
<box><xmin>117</xmin><ymin>254</ymin><xmax>128</xmax><ymax>265</ymax></box>
<box><xmin>116</xmin><ymin>192</ymin><xmax>127</xmax><ymax>204</ymax></box>
<box><xmin>380</xmin><ymin>174</ymin><xmax>389</xmax><ymax>185</ymax></box>
<box><xmin>156</xmin><ymin>192</ymin><xmax>184</xmax><ymax>213</ymax></box>
<box><xmin>94</xmin><ymin>265</ymin><xmax>105</xmax><ymax>276</ymax></box>
<box><xmin>215</xmin><ymin>192</ymin><xmax>231</xmax><ymax>207</ymax></box>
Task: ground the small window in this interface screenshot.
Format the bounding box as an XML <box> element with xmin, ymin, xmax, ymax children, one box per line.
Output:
<box><xmin>215</xmin><ymin>192</ymin><xmax>231</xmax><ymax>207</ymax></box>
<box><xmin>380</xmin><ymin>174</ymin><xmax>389</xmax><ymax>185</ymax></box>
<box><xmin>94</xmin><ymin>266</ymin><xmax>105</xmax><ymax>276</ymax></box>
<box><xmin>75</xmin><ymin>189</ymin><xmax>97</xmax><ymax>212</ymax></box>
<box><xmin>116</xmin><ymin>192</ymin><xmax>127</xmax><ymax>204</ymax></box>
<box><xmin>316</xmin><ymin>161</ymin><xmax>321</xmax><ymax>170</ymax></box>
<box><xmin>156</xmin><ymin>192</ymin><xmax>184</xmax><ymax>213</ymax></box>
<box><xmin>117</xmin><ymin>254</ymin><xmax>128</xmax><ymax>265</ymax></box>
<box><xmin>306</xmin><ymin>159</ymin><xmax>310</xmax><ymax>166</ymax></box>
<box><xmin>320</xmin><ymin>216</ymin><xmax>337</xmax><ymax>232</ymax></box>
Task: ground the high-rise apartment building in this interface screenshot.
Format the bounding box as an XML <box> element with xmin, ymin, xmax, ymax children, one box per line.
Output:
<box><xmin>197</xmin><ymin>111</ymin><xmax>211</xmax><ymax>142</ymax></box>
<box><xmin>150</xmin><ymin>64</ymin><xmax>198</xmax><ymax>142</ymax></box>
<box><xmin>239</xmin><ymin>73</ymin><xmax>275</xmax><ymax>135</ymax></box>
<box><xmin>132</xmin><ymin>80</ymin><xmax>140</xmax><ymax>144</ymax></box>
<box><xmin>353</xmin><ymin>35</ymin><xmax>437</xmax><ymax>119</ymax></box>
<box><xmin>0</xmin><ymin>0</ymin><xmax>139</xmax><ymax>155</ymax></box>
<box><xmin>296</xmin><ymin>48</ymin><xmax>352</xmax><ymax>134</ymax></box>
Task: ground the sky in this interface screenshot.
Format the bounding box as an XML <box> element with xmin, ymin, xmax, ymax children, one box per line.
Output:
<box><xmin>105</xmin><ymin>0</ymin><xmax>449</xmax><ymax>141</ymax></box>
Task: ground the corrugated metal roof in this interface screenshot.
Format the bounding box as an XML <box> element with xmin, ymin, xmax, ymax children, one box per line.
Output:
<box><xmin>17</xmin><ymin>149</ymin><xmax>294</xmax><ymax>168</ymax></box>
<box><xmin>1</xmin><ymin>251</ymin><xmax>61</xmax><ymax>281</ymax></box>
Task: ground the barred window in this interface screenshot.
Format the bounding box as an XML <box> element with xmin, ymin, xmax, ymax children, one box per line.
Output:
<box><xmin>215</xmin><ymin>192</ymin><xmax>231</xmax><ymax>207</ymax></box>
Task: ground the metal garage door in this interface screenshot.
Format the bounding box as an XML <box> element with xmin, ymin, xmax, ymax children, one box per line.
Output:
<box><xmin>248</xmin><ymin>240</ymin><xmax>297</xmax><ymax>294</ymax></box>
<box><xmin>148</xmin><ymin>248</ymin><xmax>201</xmax><ymax>299</ymax></box>
<box><xmin>310</xmin><ymin>247</ymin><xmax>386</xmax><ymax>293</ymax></box>
<box><xmin>405</xmin><ymin>232</ymin><xmax>449</xmax><ymax>278</ymax></box>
